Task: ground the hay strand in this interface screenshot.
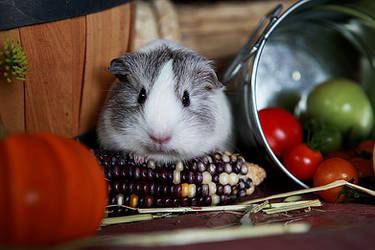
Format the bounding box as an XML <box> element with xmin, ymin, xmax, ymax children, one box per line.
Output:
<box><xmin>93</xmin><ymin>223</ymin><xmax>310</xmax><ymax>247</ymax></box>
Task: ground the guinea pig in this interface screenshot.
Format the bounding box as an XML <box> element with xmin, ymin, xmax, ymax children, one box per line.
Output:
<box><xmin>97</xmin><ymin>39</ymin><xmax>232</xmax><ymax>163</ymax></box>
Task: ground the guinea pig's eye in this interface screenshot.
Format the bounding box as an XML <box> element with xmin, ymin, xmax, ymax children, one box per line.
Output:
<box><xmin>182</xmin><ymin>90</ymin><xmax>190</xmax><ymax>107</ymax></box>
<box><xmin>137</xmin><ymin>88</ymin><xmax>147</xmax><ymax>104</ymax></box>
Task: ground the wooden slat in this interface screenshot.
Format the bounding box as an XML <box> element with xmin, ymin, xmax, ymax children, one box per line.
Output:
<box><xmin>79</xmin><ymin>3</ymin><xmax>132</xmax><ymax>134</ymax></box>
<box><xmin>177</xmin><ymin>0</ymin><xmax>296</xmax><ymax>73</ymax></box>
<box><xmin>20</xmin><ymin>16</ymin><xmax>86</xmax><ymax>137</ymax></box>
<box><xmin>0</xmin><ymin>29</ymin><xmax>25</xmax><ymax>133</ymax></box>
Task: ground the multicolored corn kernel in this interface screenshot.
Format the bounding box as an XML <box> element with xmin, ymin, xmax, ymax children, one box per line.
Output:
<box><xmin>93</xmin><ymin>150</ymin><xmax>266</xmax><ymax>217</ymax></box>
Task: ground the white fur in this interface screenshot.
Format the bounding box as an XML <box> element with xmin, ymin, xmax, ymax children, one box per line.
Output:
<box><xmin>98</xmin><ymin>40</ymin><xmax>233</xmax><ymax>163</ymax></box>
<box><xmin>139</xmin><ymin>59</ymin><xmax>232</xmax><ymax>162</ymax></box>
<box><xmin>144</xmin><ymin>60</ymin><xmax>180</xmax><ymax>141</ymax></box>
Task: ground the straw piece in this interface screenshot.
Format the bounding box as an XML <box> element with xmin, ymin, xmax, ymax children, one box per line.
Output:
<box><xmin>58</xmin><ymin>223</ymin><xmax>310</xmax><ymax>249</ymax></box>
<box><xmin>101</xmin><ymin>214</ymin><xmax>156</xmax><ymax>226</ymax></box>
<box><xmin>265</xmin><ymin>200</ymin><xmax>319</xmax><ymax>208</ymax></box>
<box><xmin>283</xmin><ymin>195</ymin><xmax>303</xmax><ymax>202</ymax></box>
<box><xmin>263</xmin><ymin>199</ymin><xmax>322</xmax><ymax>214</ymax></box>
<box><xmin>115</xmin><ymin>201</ymin><xmax>311</xmax><ymax>215</ymax></box>
<box><xmin>249</xmin><ymin>200</ymin><xmax>269</xmax><ymax>213</ymax></box>
<box><xmin>239</xmin><ymin>180</ymin><xmax>375</xmax><ymax>205</ymax></box>
<box><xmin>344</xmin><ymin>181</ymin><xmax>375</xmax><ymax>196</ymax></box>
<box><xmin>92</xmin><ymin>222</ymin><xmax>311</xmax><ymax>247</ymax></box>
<box><xmin>137</xmin><ymin>204</ymin><xmax>251</xmax><ymax>214</ymax></box>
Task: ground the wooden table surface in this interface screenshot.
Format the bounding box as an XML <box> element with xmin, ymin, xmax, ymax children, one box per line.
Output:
<box><xmin>64</xmin><ymin>165</ymin><xmax>375</xmax><ymax>250</ymax></box>
<box><xmin>88</xmin><ymin>1</ymin><xmax>375</xmax><ymax>249</ymax></box>
<box><xmin>91</xmin><ymin>177</ymin><xmax>375</xmax><ymax>250</ymax></box>
<box><xmin>95</xmin><ymin>204</ymin><xmax>375</xmax><ymax>250</ymax></box>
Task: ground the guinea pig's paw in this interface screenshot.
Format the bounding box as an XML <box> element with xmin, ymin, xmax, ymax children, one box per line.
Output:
<box><xmin>128</xmin><ymin>152</ymin><xmax>149</xmax><ymax>164</ymax></box>
<box><xmin>210</xmin><ymin>148</ymin><xmax>230</xmax><ymax>156</ymax></box>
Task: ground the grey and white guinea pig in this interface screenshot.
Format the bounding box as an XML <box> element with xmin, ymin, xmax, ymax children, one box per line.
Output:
<box><xmin>97</xmin><ymin>39</ymin><xmax>233</xmax><ymax>163</ymax></box>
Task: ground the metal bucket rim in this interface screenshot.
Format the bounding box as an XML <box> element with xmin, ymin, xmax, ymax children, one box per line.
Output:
<box><xmin>249</xmin><ymin>0</ymin><xmax>332</xmax><ymax>188</ymax></box>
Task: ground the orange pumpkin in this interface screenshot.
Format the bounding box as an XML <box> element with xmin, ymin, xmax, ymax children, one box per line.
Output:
<box><xmin>0</xmin><ymin>133</ymin><xmax>107</xmax><ymax>246</ymax></box>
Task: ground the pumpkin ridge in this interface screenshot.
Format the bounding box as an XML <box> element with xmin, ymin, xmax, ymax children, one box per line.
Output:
<box><xmin>39</xmin><ymin>133</ymin><xmax>90</xmax><ymax>241</ymax></box>
<box><xmin>68</xmin><ymin>139</ymin><xmax>107</xmax><ymax>235</ymax></box>
<box><xmin>0</xmin><ymin>139</ymin><xmax>12</xmax><ymax>243</ymax></box>
<box><xmin>63</xmin><ymin>137</ymin><xmax>98</xmax><ymax>238</ymax></box>
<box><xmin>28</xmin><ymin>134</ymin><xmax>67</xmax><ymax>244</ymax></box>
<box><xmin>3</xmin><ymin>135</ymin><xmax>27</xmax><ymax>243</ymax></box>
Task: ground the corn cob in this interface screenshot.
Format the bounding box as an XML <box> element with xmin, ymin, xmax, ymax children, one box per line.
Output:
<box><xmin>93</xmin><ymin>150</ymin><xmax>266</xmax><ymax>217</ymax></box>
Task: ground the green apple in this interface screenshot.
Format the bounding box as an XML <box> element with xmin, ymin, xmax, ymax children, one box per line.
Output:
<box><xmin>306</xmin><ymin>78</ymin><xmax>374</xmax><ymax>144</ymax></box>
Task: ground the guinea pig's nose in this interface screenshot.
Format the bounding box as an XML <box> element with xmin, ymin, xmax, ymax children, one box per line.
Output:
<box><xmin>149</xmin><ymin>133</ymin><xmax>172</xmax><ymax>145</ymax></box>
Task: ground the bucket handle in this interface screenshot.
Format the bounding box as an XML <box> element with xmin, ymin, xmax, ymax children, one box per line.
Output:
<box><xmin>222</xmin><ymin>4</ymin><xmax>283</xmax><ymax>84</ymax></box>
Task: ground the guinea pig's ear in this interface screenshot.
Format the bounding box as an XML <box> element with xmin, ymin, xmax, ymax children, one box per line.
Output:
<box><xmin>107</xmin><ymin>55</ymin><xmax>131</xmax><ymax>81</ymax></box>
<box><xmin>197</xmin><ymin>66</ymin><xmax>224</xmax><ymax>90</ymax></box>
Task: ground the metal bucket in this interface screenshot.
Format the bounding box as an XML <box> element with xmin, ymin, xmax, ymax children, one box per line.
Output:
<box><xmin>223</xmin><ymin>0</ymin><xmax>375</xmax><ymax>188</ymax></box>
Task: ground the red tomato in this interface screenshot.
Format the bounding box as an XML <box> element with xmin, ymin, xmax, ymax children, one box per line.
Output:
<box><xmin>355</xmin><ymin>140</ymin><xmax>375</xmax><ymax>157</ymax></box>
<box><xmin>324</xmin><ymin>149</ymin><xmax>356</xmax><ymax>161</ymax></box>
<box><xmin>258</xmin><ymin>107</ymin><xmax>303</xmax><ymax>157</ymax></box>
<box><xmin>349</xmin><ymin>157</ymin><xmax>374</xmax><ymax>178</ymax></box>
<box><xmin>282</xmin><ymin>143</ymin><xmax>323</xmax><ymax>180</ymax></box>
<box><xmin>313</xmin><ymin>157</ymin><xmax>358</xmax><ymax>203</ymax></box>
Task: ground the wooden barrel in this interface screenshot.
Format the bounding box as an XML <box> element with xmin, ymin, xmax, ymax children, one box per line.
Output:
<box><xmin>0</xmin><ymin>3</ymin><xmax>133</xmax><ymax>137</ymax></box>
